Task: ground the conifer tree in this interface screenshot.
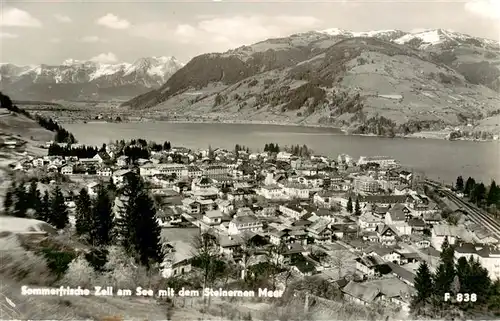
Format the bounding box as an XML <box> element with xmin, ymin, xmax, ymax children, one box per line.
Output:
<box><xmin>50</xmin><ymin>186</ymin><xmax>69</xmax><ymax>229</ymax></box>
<box><xmin>3</xmin><ymin>182</ymin><xmax>14</xmax><ymax>214</ymax></box>
<box><xmin>464</xmin><ymin>177</ymin><xmax>476</xmax><ymax>196</ymax></box>
<box><xmin>75</xmin><ymin>188</ymin><xmax>92</xmax><ymax>236</ymax></box>
<box><xmin>467</xmin><ymin>256</ymin><xmax>491</xmax><ymax>305</ymax></box>
<box><xmin>89</xmin><ymin>186</ymin><xmax>114</xmax><ymax>247</ymax></box>
<box><xmin>413</xmin><ymin>261</ymin><xmax>434</xmax><ymax>304</ymax></box>
<box><xmin>135</xmin><ymin>191</ymin><xmax>162</xmax><ymax>267</ymax></box>
<box><xmin>433</xmin><ymin>237</ymin><xmax>456</xmax><ymax>302</ymax></box>
<box><xmin>455</xmin><ymin>257</ymin><xmax>471</xmax><ymax>293</ymax></box>
<box><xmin>346</xmin><ymin>196</ymin><xmax>353</xmax><ymax>213</ymax></box>
<box><xmin>27</xmin><ymin>180</ymin><xmax>41</xmax><ymax>214</ymax></box>
<box><xmin>471</xmin><ymin>182</ymin><xmax>487</xmax><ymax>205</ymax></box>
<box><xmin>12</xmin><ymin>183</ymin><xmax>27</xmax><ymax>217</ymax></box>
<box><xmin>433</xmin><ymin>264</ymin><xmax>450</xmax><ymax>302</ymax></box>
<box><xmin>36</xmin><ymin>190</ymin><xmax>51</xmax><ymax>222</ymax></box>
<box><xmin>455</xmin><ymin>176</ymin><xmax>464</xmax><ymax>192</ymax></box>
<box><xmin>488</xmin><ymin>180</ymin><xmax>499</xmax><ymax>206</ymax></box>
<box><xmin>354</xmin><ymin>198</ymin><xmax>362</xmax><ymax>216</ymax></box>
<box><xmin>116</xmin><ymin>172</ymin><xmax>162</xmax><ymax>268</ymax></box>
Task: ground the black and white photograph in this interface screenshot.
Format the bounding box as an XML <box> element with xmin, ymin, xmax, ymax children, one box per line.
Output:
<box><xmin>0</xmin><ymin>0</ymin><xmax>499</xmax><ymax>320</ymax></box>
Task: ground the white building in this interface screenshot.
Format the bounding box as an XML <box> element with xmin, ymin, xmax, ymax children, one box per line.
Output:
<box><xmin>228</xmin><ymin>215</ymin><xmax>263</xmax><ymax>235</ymax></box>
<box><xmin>203</xmin><ymin>210</ymin><xmax>223</xmax><ymax>226</ymax></box>
<box><xmin>87</xmin><ymin>182</ymin><xmax>100</xmax><ymax>197</ymax></box>
<box><xmin>337</xmin><ymin>154</ymin><xmax>353</xmax><ymax>164</ymax></box>
<box><xmin>61</xmin><ymin>165</ymin><xmax>73</xmax><ymax>175</ymax></box>
<box><xmin>139</xmin><ymin>163</ymin><xmax>157</xmax><ymax>176</ymax></box>
<box><xmin>161</xmin><ymin>241</ymin><xmax>194</xmax><ymax>278</ymax></box>
<box><xmin>279</xmin><ymin>204</ymin><xmax>308</xmax><ymax>220</ymax></box>
<box><xmin>358</xmin><ymin>213</ymin><xmax>383</xmax><ymax>232</ymax></box>
<box><xmin>159</xmin><ymin>164</ymin><xmax>189</xmax><ymax>178</ymax></box>
<box><xmin>431</xmin><ymin>225</ymin><xmax>459</xmax><ymax>250</ymax></box>
<box><xmin>455</xmin><ymin>243</ymin><xmax>500</xmax><ymax>281</ymax></box>
<box><xmin>357</xmin><ymin>156</ymin><xmax>399</xmax><ymax>168</ymax></box>
<box><xmin>97</xmin><ymin>167</ymin><xmax>112</xmax><ymax>177</ymax></box>
<box><xmin>354</xmin><ymin>176</ymin><xmax>380</xmax><ymax>193</ymax></box>
<box><xmin>112</xmin><ymin>169</ymin><xmax>131</xmax><ymax>186</ymax></box>
<box><xmin>282</xmin><ymin>183</ymin><xmax>309</xmax><ymax>199</ymax></box>
<box><xmin>258</xmin><ymin>185</ymin><xmax>284</xmax><ymax>200</ymax></box>
<box><xmin>276</xmin><ymin>152</ymin><xmax>292</xmax><ymax>161</ymax></box>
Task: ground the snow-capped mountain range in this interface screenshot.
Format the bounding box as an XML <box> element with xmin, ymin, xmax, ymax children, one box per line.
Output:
<box><xmin>318</xmin><ymin>28</ymin><xmax>499</xmax><ymax>49</ymax></box>
<box><xmin>0</xmin><ymin>56</ymin><xmax>184</xmax><ymax>101</ymax></box>
<box><xmin>123</xmin><ymin>26</ymin><xmax>500</xmax><ymax>139</ymax></box>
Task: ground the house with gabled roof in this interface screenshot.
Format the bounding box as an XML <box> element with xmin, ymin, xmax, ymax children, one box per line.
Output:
<box><xmin>203</xmin><ymin>209</ymin><xmax>223</xmax><ymax>226</ymax></box>
<box><xmin>355</xmin><ymin>255</ymin><xmax>384</xmax><ymax>277</ymax></box>
<box><xmin>291</xmin><ymin>254</ymin><xmax>316</xmax><ymax>276</ymax></box>
<box><xmin>269</xmin><ymin>228</ymin><xmax>292</xmax><ymax>245</ymax></box>
<box><xmin>182</xmin><ymin>198</ymin><xmax>201</xmax><ymax>214</ymax></box>
<box><xmin>313</xmin><ymin>190</ymin><xmax>339</xmax><ymax>209</ymax></box>
<box><xmin>363</xmin><ymin>277</ymin><xmax>416</xmax><ymax>311</ymax></box>
<box><xmin>307</xmin><ymin>219</ymin><xmax>333</xmax><ymax>243</ymax></box>
<box><xmin>228</xmin><ymin>214</ymin><xmax>263</xmax><ymax>235</ymax></box>
<box><xmin>93</xmin><ymin>151</ymin><xmax>111</xmax><ymax>164</ymax></box>
<box><xmin>365</xmin><ymin>245</ymin><xmax>401</xmax><ymax>264</ymax></box>
<box><xmin>218</xmin><ymin>234</ymin><xmax>244</xmax><ymax>256</ymax></box>
<box><xmin>161</xmin><ymin>241</ymin><xmax>195</xmax><ymax>278</ymax></box>
<box><xmin>377</xmin><ymin>224</ymin><xmax>398</xmax><ymax>245</ymax></box>
<box><xmin>359</xmin><ymin>212</ymin><xmax>384</xmax><ymax>232</ymax></box>
<box><xmin>385</xmin><ymin>204</ymin><xmax>408</xmax><ymax>225</ymax></box>
<box><xmin>342</xmin><ymin>281</ymin><xmax>382</xmax><ymax>305</ymax></box>
<box><xmin>408</xmin><ymin>217</ymin><xmax>426</xmax><ymax>234</ymax></box>
<box><xmin>87</xmin><ymin>181</ymin><xmax>101</xmax><ymax>197</ymax></box>
<box><xmin>112</xmin><ymin>169</ymin><xmax>132</xmax><ymax>186</ymax></box>
<box><xmin>431</xmin><ymin>224</ymin><xmax>460</xmax><ymax>250</ymax></box>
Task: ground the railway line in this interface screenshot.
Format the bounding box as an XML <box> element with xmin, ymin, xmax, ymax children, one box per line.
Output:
<box><xmin>425</xmin><ymin>179</ymin><xmax>500</xmax><ymax>240</ymax></box>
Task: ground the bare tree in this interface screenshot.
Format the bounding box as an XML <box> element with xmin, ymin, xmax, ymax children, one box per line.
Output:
<box><xmin>191</xmin><ymin>231</ymin><xmax>221</xmax><ymax>306</ymax></box>
<box><xmin>329</xmin><ymin>249</ymin><xmax>349</xmax><ymax>279</ymax></box>
<box><xmin>264</xmin><ymin>243</ymin><xmax>288</xmax><ymax>289</ymax></box>
<box><xmin>240</xmin><ymin>233</ymin><xmax>257</xmax><ymax>280</ymax></box>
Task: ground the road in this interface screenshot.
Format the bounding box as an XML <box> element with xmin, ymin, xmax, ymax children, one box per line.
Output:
<box><xmin>425</xmin><ymin>180</ymin><xmax>500</xmax><ymax>240</ymax></box>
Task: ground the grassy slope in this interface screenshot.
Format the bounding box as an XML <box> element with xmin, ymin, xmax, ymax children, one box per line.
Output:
<box><xmin>142</xmin><ymin>39</ymin><xmax>500</xmax><ymax>134</ymax></box>
<box><xmin>0</xmin><ymin>110</ymin><xmax>53</xmax><ymax>142</ymax></box>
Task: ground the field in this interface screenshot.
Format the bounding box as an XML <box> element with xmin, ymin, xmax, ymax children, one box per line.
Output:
<box><xmin>160</xmin><ymin>227</ymin><xmax>200</xmax><ymax>244</ymax></box>
<box><xmin>0</xmin><ymin>112</ymin><xmax>53</xmax><ymax>142</ymax></box>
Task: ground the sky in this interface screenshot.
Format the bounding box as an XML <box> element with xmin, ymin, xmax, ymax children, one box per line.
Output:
<box><xmin>0</xmin><ymin>0</ymin><xmax>499</xmax><ymax>65</ymax></box>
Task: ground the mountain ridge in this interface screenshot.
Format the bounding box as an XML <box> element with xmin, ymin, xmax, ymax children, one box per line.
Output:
<box><xmin>121</xmin><ymin>28</ymin><xmax>500</xmax><ymax>137</ymax></box>
<box><xmin>0</xmin><ymin>56</ymin><xmax>184</xmax><ymax>101</ymax></box>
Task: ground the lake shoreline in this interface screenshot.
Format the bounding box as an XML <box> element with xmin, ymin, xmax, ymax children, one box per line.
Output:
<box><xmin>62</xmin><ymin>121</ymin><xmax>500</xmax><ymax>183</ymax></box>
<box><xmin>72</xmin><ymin>119</ymin><xmax>499</xmax><ymax>143</ymax></box>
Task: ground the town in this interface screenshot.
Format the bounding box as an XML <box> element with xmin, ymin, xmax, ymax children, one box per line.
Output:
<box><xmin>2</xmin><ymin>136</ymin><xmax>500</xmax><ymax>317</ymax></box>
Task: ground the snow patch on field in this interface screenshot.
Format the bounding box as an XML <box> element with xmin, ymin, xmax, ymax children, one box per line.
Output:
<box><xmin>0</xmin><ymin>217</ymin><xmax>56</xmax><ymax>234</ymax></box>
<box><xmin>378</xmin><ymin>94</ymin><xmax>403</xmax><ymax>100</ymax></box>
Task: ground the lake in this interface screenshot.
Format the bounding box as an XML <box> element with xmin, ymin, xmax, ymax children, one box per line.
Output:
<box><xmin>62</xmin><ymin>122</ymin><xmax>500</xmax><ymax>185</ymax></box>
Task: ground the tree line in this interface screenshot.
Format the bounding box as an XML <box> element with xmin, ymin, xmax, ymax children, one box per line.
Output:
<box><xmin>47</xmin><ymin>138</ymin><xmax>175</xmax><ymax>164</ymax></box>
<box><xmin>48</xmin><ymin>143</ymin><xmax>100</xmax><ymax>159</ymax></box>
<box><xmin>288</xmin><ymin>144</ymin><xmax>311</xmax><ymax>158</ymax></box>
<box><xmin>346</xmin><ymin>196</ymin><xmax>361</xmax><ymax>215</ymax></box>
<box><xmin>264</xmin><ymin>143</ymin><xmax>281</xmax><ymax>153</ymax></box>
<box><xmin>3</xmin><ymin>180</ymin><xmax>69</xmax><ymax>229</ymax></box>
<box><xmin>74</xmin><ymin>171</ymin><xmax>162</xmax><ymax>270</ymax></box>
<box><xmin>2</xmin><ymin>171</ymin><xmax>163</xmax><ymax>272</ymax></box>
<box><xmin>234</xmin><ymin>144</ymin><xmax>250</xmax><ymax>154</ymax></box>
<box><xmin>37</xmin><ymin>116</ymin><xmax>77</xmax><ymax>144</ymax></box>
<box><xmin>412</xmin><ymin>237</ymin><xmax>500</xmax><ymax>317</ymax></box>
<box><xmin>455</xmin><ymin>176</ymin><xmax>500</xmax><ymax>214</ymax></box>
<box><xmin>0</xmin><ymin>92</ymin><xmax>76</xmax><ymax>144</ymax></box>
<box><xmin>113</xmin><ymin>138</ymin><xmax>171</xmax><ymax>152</ymax></box>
